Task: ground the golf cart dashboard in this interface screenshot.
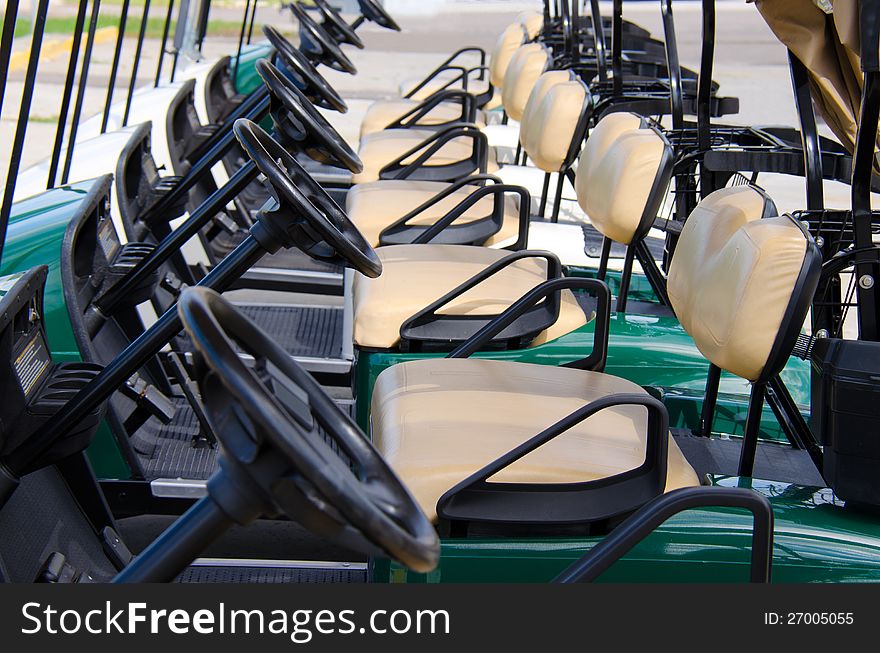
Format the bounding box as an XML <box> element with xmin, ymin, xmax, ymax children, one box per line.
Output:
<box><xmin>116</xmin><ymin>124</ymin><xmax>186</xmax><ymax>242</ymax></box>
<box><xmin>0</xmin><ymin>266</ymin><xmax>104</xmax><ymax>473</ymax></box>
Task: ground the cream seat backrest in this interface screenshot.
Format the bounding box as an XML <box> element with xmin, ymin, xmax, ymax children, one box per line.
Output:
<box><xmin>574</xmin><ymin>112</ymin><xmax>673</xmax><ymax>245</ymax></box>
<box><xmin>517</xmin><ymin>11</ymin><xmax>544</xmax><ymax>40</ymax></box>
<box><xmin>501</xmin><ymin>43</ymin><xmax>551</xmax><ymax>121</ymax></box>
<box><xmin>668</xmin><ymin>185</ymin><xmax>821</xmax><ymax>383</ymax></box>
<box><xmin>489</xmin><ymin>23</ymin><xmax>529</xmax><ymax>89</ymax></box>
<box><xmin>520</xmin><ymin>71</ymin><xmax>591</xmax><ymax>173</ymax></box>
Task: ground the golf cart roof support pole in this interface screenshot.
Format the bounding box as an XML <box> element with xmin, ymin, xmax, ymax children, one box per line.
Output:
<box><xmin>62</xmin><ymin>0</ymin><xmax>102</xmax><ymax>185</ymax></box>
<box><xmin>4</xmin><ymin>234</ymin><xmax>267</xmax><ymax>487</ymax></box>
<box><xmin>122</xmin><ymin>0</ymin><xmax>152</xmax><ymax>126</ymax></box>
<box><xmin>139</xmin><ymin>87</ymin><xmax>269</xmax><ymax>223</ymax></box>
<box><xmin>661</xmin><ymin>0</ymin><xmax>683</xmax><ymax>130</ymax></box>
<box><xmin>155</xmin><ymin>0</ymin><xmax>175</xmax><ymax>86</ymax></box>
<box><xmin>196</xmin><ymin>0</ymin><xmax>211</xmax><ymax>50</ymax></box>
<box><xmin>98</xmin><ymin>161</ymin><xmax>258</xmax><ymax>315</ymax></box>
<box><xmin>569</xmin><ymin>0</ymin><xmax>579</xmax><ymax>65</ymax></box>
<box><xmin>588</xmin><ymin>0</ymin><xmax>607</xmax><ymax>81</ymax></box>
<box><xmin>246</xmin><ymin>0</ymin><xmax>259</xmax><ymax>44</ymax></box>
<box><xmin>611</xmin><ymin>0</ymin><xmax>622</xmax><ymax>98</ymax></box>
<box><xmin>0</xmin><ymin>0</ymin><xmax>22</xmax><ymax>122</ymax></box>
<box><xmin>788</xmin><ymin>51</ymin><xmax>824</xmax><ymax>211</ymax></box>
<box><xmin>0</xmin><ymin>0</ymin><xmax>50</xmax><ymax>262</ymax></box>
<box><xmin>697</xmin><ymin>0</ymin><xmax>715</xmax><ymax>198</ymax></box>
<box><xmin>852</xmin><ymin>0</ymin><xmax>880</xmax><ymax>341</ymax></box>
<box><xmin>100</xmin><ymin>0</ymin><xmax>131</xmax><ymax>134</ymax></box>
<box><xmin>233</xmin><ymin>0</ymin><xmax>252</xmax><ymax>83</ymax></box>
<box><xmin>47</xmin><ymin>0</ymin><xmax>90</xmax><ymax>190</ymax></box>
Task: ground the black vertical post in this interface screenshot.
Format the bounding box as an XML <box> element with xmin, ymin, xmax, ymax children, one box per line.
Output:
<box><xmin>697</xmin><ymin>0</ymin><xmax>715</xmax><ymax>201</ymax></box>
<box><xmin>170</xmin><ymin>51</ymin><xmax>180</xmax><ymax>82</ymax></box>
<box><xmin>537</xmin><ymin>172</ymin><xmax>551</xmax><ymax>217</ymax></box>
<box><xmin>788</xmin><ymin>52</ymin><xmax>824</xmax><ymax>211</ymax></box>
<box><xmin>246</xmin><ymin>0</ymin><xmax>259</xmax><ymax>44</ymax></box>
<box><xmin>611</xmin><ymin>0</ymin><xmax>622</xmax><ymax>98</ymax></box>
<box><xmin>62</xmin><ymin>0</ymin><xmax>103</xmax><ymax>185</ymax></box>
<box><xmin>696</xmin><ymin>363</ymin><xmax>721</xmax><ymax>438</ymax></box>
<box><xmin>550</xmin><ymin>171</ymin><xmax>565</xmax><ymax>222</ymax></box>
<box><xmin>616</xmin><ymin>245</ymin><xmax>635</xmax><ymax>313</ymax></box>
<box><xmin>851</xmin><ymin>0</ymin><xmax>880</xmax><ymax>341</ymax></box>
<box><xmin>589</xmin><ymin>0</ymin><xmax>607</xmax><ymax>82</ymax></box>
<box><xmin>47</xmin><ymin>0</ymin><xmax>90</xmax><ymax>189</ymax></box>
<box><xmin>123</xmin><ymin>0</ymin><xmax>151</xmax><ymax>126</ymax></box>
<box><xmin>737</xmin><ymin>382</ymin><xmax>767</xmax><ymax>477</ymax></box>
<box><xmin>100</xmin><ymin>0</ymin><xmax>131</xmax><ymax>133</ymax></box>
<box><xmin>196</xmin><ymin>0</ymin><xmax>211</xmax><ymax>50</ymax></box>
<box><xmin>233</xmin><ymin>0</ymin><xmax>252</xmax><ymax>83</ymax></box>
<box><xmin>661</xmin><ymin>0</ymin><xmax>683</xmax><ymax>130</ymax></box>
<box><xmin>0</xmin><ymin>0</ymin><xmax>22</xmax><ymax>122</ymax></box>
<box><xmin>0</xmin><ymin>0</ymin><xmax>51</xmax><ymax>260</ymax></box>
<box><xmin>155</xmin><ymin>0</ymin><xmax>175</xmax><ymax>86</ymax></box>
<box><xmin>596</xmin><ymin>237</ymin><xmax>611</xmax><ymax>280</ymax></box>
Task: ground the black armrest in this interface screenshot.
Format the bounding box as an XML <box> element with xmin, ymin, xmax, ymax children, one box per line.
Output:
<box><xmin>387</xmin><ymin>89</ymin><xmax>478</xmax><ymax>130</ymax></box>
<box><xmin>403</xmin><ymin>47</ymin><xmax>487</xmax><ymax>98</ymax></box>
<box><xmin>448</xmin><ymin>276</ymin><xmax>611</xmax><ymax>372</ymax></box>
<box><xmin>379</xmin><ymin>123</ymin><xmax>489</xmax><ymax>182</ymax></box>
<box><xmin>399</xmin><ymin>251</ymin><xmax>563</xmax><ymax>352</ymax></box>
<box><xmin>436</xmin><ymin>393</ymin><xmax>669</xmax><ymax>526</ymax></box>
<box><xmin>555</xmin><ymin>486</ymin><xmax>774</xmax><ymax>583</ymax></box>
<box><xmin>380</xmin><ymin>180</ymin><xmax>530</xmax><ymax>250</ymax></box>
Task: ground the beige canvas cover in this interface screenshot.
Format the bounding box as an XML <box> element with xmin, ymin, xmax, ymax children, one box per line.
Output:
<box><xmin>754</xmin><ymin>0</ymin><xmax>878</xmax><ymax>157</ymax></box>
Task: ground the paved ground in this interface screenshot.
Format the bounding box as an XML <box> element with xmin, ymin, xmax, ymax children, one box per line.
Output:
<box><xmin>0</xmin><ymin>0</ymin><xmax>870</xmax><ymax>212</ymax></box>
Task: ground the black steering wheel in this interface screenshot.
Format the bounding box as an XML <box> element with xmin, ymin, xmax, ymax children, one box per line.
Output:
<box><xmin>179</xmin><ymin>287</ymin><xmax>440</xmax><ymax>573</ymax></box>
<box><xmin>256</xmin><ymin>58</ymin><xmax>361</xmax><ymax>173</ymax></box>
<box><xmin>233</xmin><ymin>118</ymin><xmax>381</xmax><ymax>277</ymax></box>
<box><xmin>263</xmin><ymin>25</ymin><xmax>348</xmax><ymax>113</ymax></box>
<box><xmin>313</xmin><ymin>0</ymin><xmax>364</xmax><ymax>49</ymax></box>
<box><xmin>357</xmin><ymin>0</ymin><xmax>401</xmax><ymax>31</ymax></box>
<box><xmin>290</xmin><ymin>2</ymin><xmax>358</xmax><ymax>75</ymax></box>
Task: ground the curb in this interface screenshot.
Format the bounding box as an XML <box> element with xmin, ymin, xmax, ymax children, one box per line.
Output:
<box><xmin>9</xmin><ymin>26</ymin><xmax>118</xmax><ymax>73</ymax></box>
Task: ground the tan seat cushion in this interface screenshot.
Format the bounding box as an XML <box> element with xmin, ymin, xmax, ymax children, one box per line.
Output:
<box><xmin>351</xmin><ymin>244</ymin><xmax>587</xmax><ymax>349</ymax></box>
<box><xmin>371</xmin><ymin>358</ymin><xmax>700</xmax><ymax>522</ymax></box>
<box><xmin>360</xmin><ymin>99</ymin><xmax>486</xmax><ymax>139</ymax></box>
<box><xmin>346</xmin><ymin>180</ymin><xmax>521</xmax><ymax>248</ymax></box>
<box><xmin>575</xmin><ymin>113</ymin><xmax>669</xmax><ymax>245</ymax></box>
<box><xmin>668</xmin><ymin>185</ymin><xmax>810</xmax><ymax>382</ymax></box>
<box><xmin>353</xmin><ymin>128</ymin><xmax>499</xmax><ymax>184</ymax></box>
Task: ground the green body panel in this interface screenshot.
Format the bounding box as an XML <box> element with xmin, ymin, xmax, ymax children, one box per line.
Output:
<box><xmin>1</xmin><ymin>179</ymin><xmax>131</xmax><ymax>479</ymax></box>
<box><xmin>0</xmin><ymin>182</ymin><xmax>92</xmax><ymax>361</ymax></box>
<box><xmin>233</xmin><ymin>43</ymin><xmax>275</xmax><ymax>94</ymax></box>
<box><xmin>354</xmin><ymin>311</ymin><xmax>811</xmax><ymax>441</ymax></box>
<box><xmin>377</xmin><ymin>476</ymin><xmax>880</xmax><ymax>583</ymax></box>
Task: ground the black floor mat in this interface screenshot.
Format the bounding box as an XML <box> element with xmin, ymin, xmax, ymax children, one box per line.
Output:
<box><xmin>176</xmin><ymin>304</ymin><xmax>345</xmax><ymax>361</ymax></box>
<box><xmin>673</xmin><ymin>431</ymin><xmax>826</xmax><ymax>486</ymax></box>
<box><xmin>132</xmin><ymin>398</ymin><xmax>355</xmax><ymax>481</ymax></box>
<box><xmin>130</xmin><ymin>399</ymin><xmax>217</xmax><ymax>480</ymax></box>
<box><xmin>235</xmin><ymin>304</ymin><xmax>344</xmax><ymax>360</ymax></box>
<box><xmin>177</xmin><ymin>565</ymin><xmax>366</xmax><ymax>583</ymax></box>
